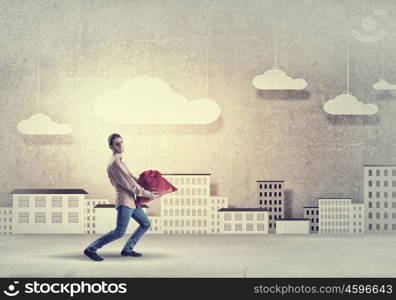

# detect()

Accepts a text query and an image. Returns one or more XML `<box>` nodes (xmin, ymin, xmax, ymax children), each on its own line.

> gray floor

<box><xmin>0</xmin><ymin>234</ymin><xmax>395</xmax><ymax>278</ymax></box>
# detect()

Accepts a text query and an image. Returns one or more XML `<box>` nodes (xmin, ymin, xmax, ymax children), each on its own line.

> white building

<box><xmin>161</xmin><ymin>174</ymin><xmax>220</xmax><ymax>235</ymax></box>
<box><xmin>209</xmin><ymin>196</ymin><xmax>228</xmax><ymax>234</ymax></box>
<box><xmin>350</xmin><ymin>203</ymin><xmax>364</xmax><ymax>234</ymax></box>
<box><xmin>319</xmin><ymin>198</ymin><xmax>364</xmax><ymax>235</ymax></box>
<box><xmin>0</xmin><ymin>207</ymin><xmax>12</xmax><ymax>234</ymax></box>
<box><xmin>147</xmin><ymin>216</ymin><xmax>163</xmax><ymax>234</ymax></box>
<box><xmin>364</xmin><ymin>165</ymin><xmax>396</xmax><ymax>233</ymax></box>
<box><xmin>275</xmin><ymin>219</ymin><xmax>310</xmax><ymax>234</ymax></box>
<box><xmin>218</xmin><ymin>208</ymin><xmax>269</xmax><ymax>234</ymax></box>
<box><xmin>84</xmin><ymin>198</ymin><xmax>109</xmax><ymax>234</ymax></box>
<box><xmin>303</xmin><ymin>206</ymin><xmax>319</xmax><ymax>233</ymax></box>
<box><xmin>10</xmin><ymin>189</ymin><xmax>88</xmax><ymax>234</ymax></box>
<box><xmin>257</xmin><ymin>180</ymin><xmax>285</xmax><ymax>233</ymax></box>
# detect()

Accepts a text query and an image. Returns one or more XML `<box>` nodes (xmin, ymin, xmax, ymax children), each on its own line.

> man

<box><xmin>84</xmin><ymin>133</ymin><xmax>159</xmax><ymax>261</ymax></box>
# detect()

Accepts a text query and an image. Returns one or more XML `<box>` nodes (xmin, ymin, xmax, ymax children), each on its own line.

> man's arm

<box><xmin>110</xmin><ymin>159</ymin><xmax>154</xmax><ymax>199</ymax></box>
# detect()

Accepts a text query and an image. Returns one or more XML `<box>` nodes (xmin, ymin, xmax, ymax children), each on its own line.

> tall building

<box><xmin>218</xmin><ymin>208</ymin><xmax>269</xmax><ymax>234</ymax></box>
<box><xmin>364</xmin><ymin>165</ymin><xmax>396</xmax><ymax>233</ymax></box>
<box><xmin>257</xmin><ymin>180</ymin><xmax>285</xmax><ymax>232</ymax></box>
<box><xmin>0</xmin><ymin>207</ymin><xmax>12</xmax><ymax>234</ymax></box>
<box><xmin>9</xmin><ymin>189</ymin><xmax>88</xmax><ymax>234</ymax></box>
<box><xmin>209</xmin><ymin>196</ymin><xmax>228</xmax><ymax>234</ymax></box>
<box><xmin>275</xmin><ymin>219</ymin><xmax>310</xmax><ymax>234</ymax></box>
<box><xmin>303</xmin><ymin>206</ymin><xmax>319</xmax><ymax>233</ymax></box>
<box><xmin>350</xmin><ymin>203</ymin><xmax>364</xmax><ymax>234</ymax></box>
<box><xmin>318</xmin><ymin>198</ymin><xmax>364</xmax><ymax>235</ymax></box>
<box><xmin>85</xmin><ymin>199</ymin><xmax>109</xmax><ymax>234</ymax></box>
<box><xmin>161</xmin><ymin>174</ymin><xmax>212</xmax><ymax>235</ymax></box>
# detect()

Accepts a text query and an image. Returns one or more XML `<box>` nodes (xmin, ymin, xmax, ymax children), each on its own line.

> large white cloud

<box><xmin>323</xmin><ymin>94</ymin><xmax>378</xmax><ymax>115</ymax></box>
<box><xmin>17</xmin><ymin>113</ymin><xmax>72</xmax><ymax>135</ymax></box>
<box><xmin>95</xmin><ymin>77</ymin><xmax>221</xmax><ymax>125</ymax></box>
<box><xmin>252</xmin><ymin>69</ymin><xmax>307</xmax><ymax>90</ymax></box>
<box><xmin>373</xmin><ymin>79</ymin><xmax>396</xmax><ymax>90</ymax></box>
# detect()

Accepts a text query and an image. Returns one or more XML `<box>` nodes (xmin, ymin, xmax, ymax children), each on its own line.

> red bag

<box><xmin>136</xmin><ymin>170</ymin><xmax>177</xmax><ymax>205</ymax></box>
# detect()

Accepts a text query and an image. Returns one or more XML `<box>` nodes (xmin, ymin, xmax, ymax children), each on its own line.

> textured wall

<box><xmin>1</xmin><ymin>0</ymin><xmax>395</xmax><ymax>217</ymax></box>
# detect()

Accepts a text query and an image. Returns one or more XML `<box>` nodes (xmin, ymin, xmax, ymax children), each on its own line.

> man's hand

<box><xmin>151</xmin><ymin>191</ymin><xmax>160</xmax><ymax>200</ymax></box>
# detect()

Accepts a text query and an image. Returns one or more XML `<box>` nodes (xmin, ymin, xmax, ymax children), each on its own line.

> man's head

<box><xmin>108</xmin><ymin>133</ymin><xmax>123</xmax><ymax>153</ymax></box>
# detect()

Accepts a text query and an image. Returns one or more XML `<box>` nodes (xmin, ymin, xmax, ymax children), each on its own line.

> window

<box><xmin>35</xmin><ymin>196</ymin><xmax>46</xmax><ymax>207</ymax></box>
<box><xmin>384</xmin><ymin>170</ymin><xmax>389</xmax><ymax>176</ymax></box>
<box><xmin>368</xmin><ymin>192</ymin><xmax>372</xmax><ymax>198</ymax></box>
<box><xmin>376</xmin><ymin>181</ymin><xmax>380</xmax><ymax>187</ymax></box>
<box><xmin>68</xmin><ymin>196</ymin><xmax>79</xmax><ymax>207</ymax></box>
<box><xmin>246</xmin><ymin>223</ymin><xmax>253</xmax><ymax>231</ymax></box>
<box><xmin>384</xmin><ymin>181</ymin><xmax>388</xmax><ymax>187</ymax></box>
<box><xmin>52</xmin><ymin>212</ymin><xmax>62</xmax><ymax>223</ymax></box>
<box><xmin>68</xmin><ymin>212</ymin><xmax>78</xmax><ymax>223</ymax></box>
<box><xmin>18</xmin><ymin>212</ymin><xmax>29</xmax><ymax>223</ymax></box>
<box><xmin>307</xmin><ymin>210</ymin><xmax>310</xmax><ymax>215</ymax></box>
<box><xmin>259</xmin><ymin>200</ymin><xmax>263</xmax><ymax>205</ymax></box>
<box><xmin>52</xmin><ymin>196</ymin><xmax>62</xmax><ymax>207</ymax></box>
<box><xmin>368</xmin><ymin>201</ymin><xmax>372</xmax><ymax>208</ymax></box>
<box><xmin>235</xmin><ymin>214</ymin><xmax>242</xmax><ymax>220</ymax></box>
<box><xmin>259</xmin><ymin>184</ymin><xmax>262</xmax><ymax>189</ymax></box>
<box><xmin>376</xmin><ymin>170</ymin><xmax>380</xmax><ymax>176</ymax></box>
<box><xmin>257</xmin><ymin>214</ymin><xmax>265</xmax><ymax>221</ymax></box>
<box><xmin>18</xmin><ymin>197</ymin><xmax>29</xmax><ymax>207</ymax></box>
<box><xmin>368</xmin><ymin>181</ymin><xmax>372</xmax><ymax>187</ymax></box>
<box><xmin>279</xmin><ymin>184</ymin><xmax>282</xmax><ymax>189</ymax></box>
<box><xmin>224</xmin><ymin>224</ymin><xmax>231</xmax><ymax>231</ymax></box>
<box><xmin>257</xmin><ymin>224</ymin><xmax>265</xmax><ymax>231</ymax></box>
<box><xmin>376</xmin><ymin>202</ymin><xmax>380</xmax><ymax>208</ymax></box>
<box><xmin>260</xmin><ymin>192</ymin><xmax>262</xmax><ymax>197</ymax></box>
<box><xmin>224</xmin><ymin>214</ymin><xmax>231</xmax><ymax>220</ymax></box>
<box><xmin>35</xmin><ymin>212</ymin><xmax>45</xmax><ymax>223</ymax></box>
<box><xmin>246</xmin><ymin>213</ymin><xmax>253</xmax><ymax>221</ymax></box>
<box><xmin>368</xmin><ymin>224</ymin><xmax>372</xmax><ymax>230</ymax></box>
<box><xmin>235</xmin><ymin>224</ymin><xmax>242</xmax><ymax>231</ymax></box>
<box><xmin>393</xmin><ymin>170</ymin><xmax>396</xmax><ymax>176</ymax></box>
<box><xmin>368</xmin><ymin>212</ymin><xmax>372</xmax><ymax>219</ymax></box>
<box><xmin>376</xmin><ymin>224</ymin><xmax>380</xmax><ymax>230</ymax></box>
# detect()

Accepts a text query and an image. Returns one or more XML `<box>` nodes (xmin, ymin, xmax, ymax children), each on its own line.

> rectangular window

<box><xmin>376</xmin><ymin>181</ymin><xmax>380</xmax><ymax>187</ymax></box>
<box><xmin>246</xmin><ymin>223</ymin><xmax>253</xmax><ymax>231</ymax></box>
<box><xmin>384</xmin><ymin>170</ymin><xmax>389</xmax><ymax>176</ymax></box>
<box><xmin>235</xmin><ymin>214</ymin><xmax>242</xmax><ymax>221</ymax></box>
<box><xmin>52</xmin><ymin>212</ymin><xmax>62</xmax><ymax>223</ymax></box>
<box><xmin>392</xmin><ymin>170</ymin><xmax>396</xmax><ymax>176</ymax></box>
<box><xmin>376</xmin><ymin>170</ymin><xmax>380</xmax><ymax>176</ymax></box>
<box><xmin>35</xmin><ymin>196</ymin><xmax>46</xmax><ymax>207</ymax></box>
<box><xmin>246</xmin><ymin>213</ymin><xmax>253</xmax><ymax>220</ymax></box>
<box><xmin>235</xmin><ymin>224</ymin><xmax>242</xmax><ymax>231</ymax></box>
<box><xmin>224</xmin><ymin>214</ymin><xmax>231</xmax><ymax>220</ymax></box>
<box><xmin>257</xmin><ymin>214</ymin><xmax>265</xmax><ymax>221</ymax></box>
<box><xmin>35</xmin><ymin>212</ymin><xmax>45</xmax><ymax>223</ymax></box>
<box><xmin>52</xmin><ymin>196</ymin><xmax>62</xmax><ymax>207</ymax></box>
<box><xmin>68</xmin><ymin>212</ymin><xmax>79</xmax><ymax>223</ymax></box>
<box><xmin>307</xmin><ymin>210</ymin><xmax>310</xmax><ymax>215</ymax></box>
<box><xmin>257</xmin><ymin>223</ymin><xmax>265</xmax><ymax>231</ymax></box>
<box><xmin>368</xmin><ymin>192</ymin><xmax>372</xmax><ymax>198</ymax></box>
<box><xmin>224</xmin><ymin>224</ymin><xmax>231</xmax><ymax>231</ymax></box>
<box><xmin>18</xmin><ymin>212</ymin><xmax>29</xmax><ymax>223</ymax></box>
<box><xmin>68</xmin><ymin>196</ymin><xmax>79</xmax><ymax>207</ymax></box>
<box><xmin>18</xmin><ymin>197</ymin><xmax>29</xmax><ymax>207</ymax></box>
<box><xmin>368</xmin><ymin>181</ymin><xmax>372</xmax><ymax>187</ymax></box>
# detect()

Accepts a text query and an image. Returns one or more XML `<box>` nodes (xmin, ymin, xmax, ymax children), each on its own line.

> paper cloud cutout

<box><xmin>323</xmin><ymin>94</ymin><xmax>378</xmax><ymax>115</ymax></box>
<box><xmin>252</xmin><ymin>69</ymin><xmax>307</xmax><ymax>90</ymax></box>
<box><xmin>373</xmin><ymin>79</ymin><xmax>396</xmax><ymax>90</ymax></box>
<box><xmin>95</xmin><ymin>77</ymin><xmax>221</xmax><ymax>124</ymax></box>
<box><xmin>17</xmin><ymin>113</ymin><xmax>72</xmax><ymax>135</ymax></box>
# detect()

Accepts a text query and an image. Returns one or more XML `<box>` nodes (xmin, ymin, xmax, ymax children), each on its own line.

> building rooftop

<box><xmin>218</xmin><ymin>208</ymin><xmax>270</xmax><ymax>212</ymax></box>
<box><xmin>9</xmin><ymin>189</ymin><xmax>88</xmax><ymax>195</ymax></box>
<box><xmin>256</xmin><ymin>180</ymin><xmax>284</xmax><ymax>182</ymax></box>
<box><xmin>363</xmin><ymin>165</ymin><xmax>396</xmax><ymax>167</ymax></box>
<box><xmin>277</xmin><ymin>218</ymin><xmax>310</xmax><ymax>221</ymax></box>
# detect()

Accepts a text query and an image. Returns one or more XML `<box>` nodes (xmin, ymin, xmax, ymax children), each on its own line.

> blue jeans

<box><xmin>86</xmin><ymin>205</ymin><xmax>151</xmax><ymax>253</ymax></box>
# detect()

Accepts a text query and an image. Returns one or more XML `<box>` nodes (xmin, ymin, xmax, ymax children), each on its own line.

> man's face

<box><xmin>111</xmin><ymin>137</ymin><xmax>124</xmax><ymax>153</ymax></box>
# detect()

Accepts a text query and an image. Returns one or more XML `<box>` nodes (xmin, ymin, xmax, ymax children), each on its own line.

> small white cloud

<box><xmin>323</xmin><ymin>93</ymin><xmax>378</xmax><ymax>115</ymax></box>
<box><xmin>252</xmin><ymin>69</ymin><xmax>307</xmax><ymax>90</ymax></box>
<box><xmin>17</xmin><ymin>113</ymin><xmax>72</xmax><ymax>135</ymax></box>
<box><xmin>373</xmin><ymin>79</ymin><xmax>396</xmax><ymax>90</ymax></box>
<box><xmin>95</xmin><ymin>77</ymin><xmax>221</xmax><ymax>124</ymax></box>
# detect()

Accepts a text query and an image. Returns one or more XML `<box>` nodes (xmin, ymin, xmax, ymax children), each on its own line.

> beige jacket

<box><xmin>107</xmin><ymin>155</ymin><xmax>154</xmax><ymax>209</ymax></box>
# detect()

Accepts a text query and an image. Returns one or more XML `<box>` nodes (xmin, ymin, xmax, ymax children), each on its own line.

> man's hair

<box><xmin>108</xmin><ymin>133</ymin><xmax>122</xmax><ymax>147</ymax></box>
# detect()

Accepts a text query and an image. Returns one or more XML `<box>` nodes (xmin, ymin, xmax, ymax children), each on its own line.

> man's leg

<box><xmin>121</xmin><ymin>207</ymin><xmax>151</xmax><ymax>255</ymax></box>
<box><xmin>85</xmin><ymin>205</ymin><xmax>133</xmax><ymax>255</ymax></box>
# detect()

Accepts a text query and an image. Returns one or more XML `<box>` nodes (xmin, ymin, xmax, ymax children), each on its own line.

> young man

<box><xmin>84</xmin><ymin>133</ymin><xmax>159</xmax><ymax>261</ymax></box>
